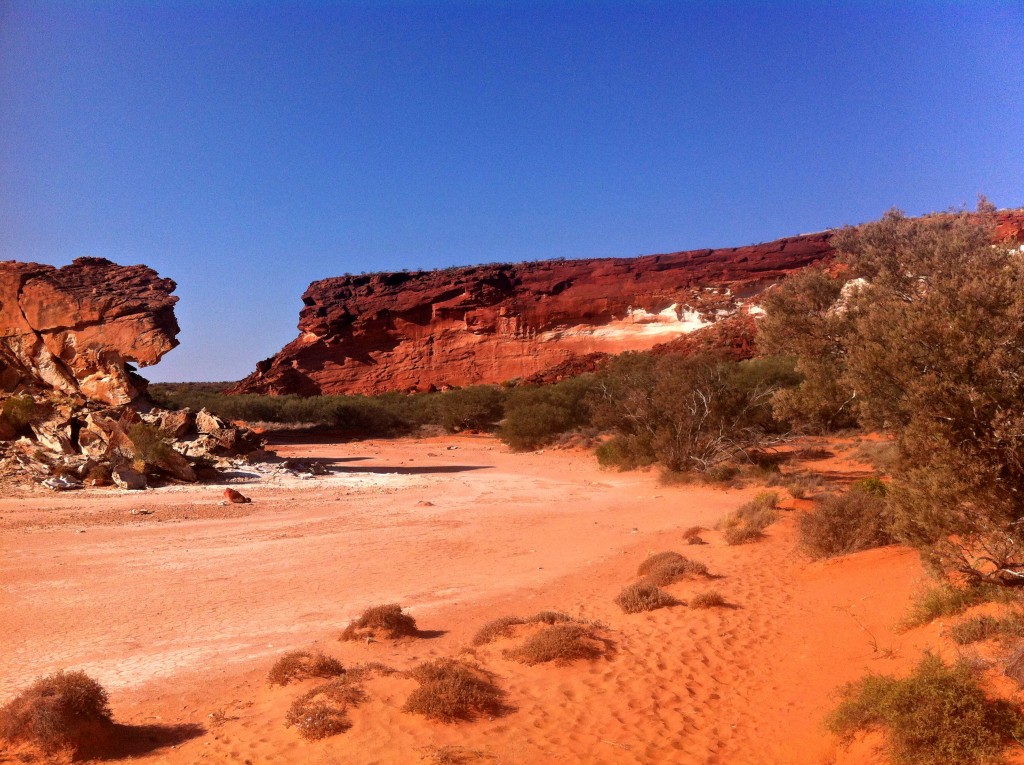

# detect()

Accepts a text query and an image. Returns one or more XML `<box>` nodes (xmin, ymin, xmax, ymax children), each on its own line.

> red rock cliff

<box><xmin>231</xmin><ymin>229</ymin><xmax>838</xmax><ymax>396</ymax></box>
<box><xmin>234</xmin><ymin>209</ymin><xmax>1024</xmax><ymax>397</ymax></box>
<box><xmin>0</xmin><ymin>257</ymin><xmax>180</xmax><ymax>405</ymax></box>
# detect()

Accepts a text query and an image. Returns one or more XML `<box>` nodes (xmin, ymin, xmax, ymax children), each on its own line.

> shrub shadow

<box><xmin>90</xmin><ymin>722</ymin><xmax>206</xmax><ymax>760</ymax></box>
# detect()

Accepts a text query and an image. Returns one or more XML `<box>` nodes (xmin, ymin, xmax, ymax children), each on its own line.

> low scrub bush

<box><xmin>637</xmin><ymin>551</ymin><xmax>708</xmax><ymax>585</ymax></box>
<box><xmin>903</xmin><ymin>584</ymin><xmax>1017</xmax><ymax>628</ymax></box>
<box><xmin>682</xmin><ymin>526</ymin><xmax>706</xmax><ymax>545</ymax></box>
<box><xmin>827</xmin><ymin>653</ymin><xmax>1024</xmax><ymax>765</ymax></box>
<box><xmin>851</xmin><ymin>441</ymin><xmax>899</xmax><ymax>474</ymax></box>
<box><xmin>403</xmin><ymin>658</ymin><xmax>507</xmax><ymax>722</ymax></box>
<box><xmin>690</xmin><ymin>590</ymin><xmax>728</xmax><ymax>609</ymax></box>
<box><xmin>503</xmin><ymin>624</ymin><xmax>607</xmax><ymax>665</ymax></box>
<box><xmin>127</xmin><ymin>422</ymin><xmax>176</xmax><ymax>466</ymax></box>
<box><xmin>615</xmin><ymin>582</ymin><xmax>678</xmax><ymax>614</ymax></box>
<box><xmin>341</xmin><ymin>604</ymin><xmax>418</xmax><ymax>640</ymax></box>
<box><xmin>797</xmin><ymin>487</ymin><xmax>894</xmax><ymax>559</ymax></box>
<box><xmin>0</xmin><ymin>670</ymin><xmax>113</xmax><ymax>756</ymax></box>
<box><xmin>285</xmin><ymin>678</ymin><xmax>366</xmax><ymax>740</ymax></box>
<box><xmin>0</xmin><ymin>395</ymin><xmax>36</xmax><ymax>435</ymax></box>
<box><xmin>718</xmin><ymin>491</ymin><xmax>780</xmax><ymax>545</ymax></box>
<box><xmin>782</xmin><ymin>472</ymin><xmax>829</xmax><ymax>499</ymax></box>
<box><xmin>471</xmin><ymin>611</ymin><xmax>574</xmax><ymax>646</ymax></box>
<box><xmin>268</xmin><ymin>650</ymin><xmax>346</xmax><ymax>685</ymax></box>
<box><xmin>949</xmin><ymin>613</ymin><xmax>1024</xmax><ymax>646</ymax></box>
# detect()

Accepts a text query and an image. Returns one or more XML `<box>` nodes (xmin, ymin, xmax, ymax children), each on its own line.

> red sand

<box><xmin>0</xmin><ymin>435</ymin><xmax>1001</xmax><ymax>764</ymax></box>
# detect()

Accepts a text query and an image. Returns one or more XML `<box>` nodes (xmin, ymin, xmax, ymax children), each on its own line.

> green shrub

<box><xmin>949</xmin><ymin>613</ymin><xmax>1024</xmax><ymax>645</ymax></box>
<box><xmin>0</xmin><ymin>395</ymin><xmax>37</xmax><ymax>433</ymax></box>
<box><xmin>0</xmin><ymin>670</ymin><xmax>113</xmax><ymax>756</ymax></box>
<box><xmin>827</xmin><ymin>653</ymin><xmax>1024</xmax><ymax>765</ymax></box>
<box><xmin>797</xmin><ymin>489</ymin><xmax>894</xmax><ymax>559</ymax></box>
<box><xmin>436</xmin><ymin>385</ymin><xmax>506</xmax><ymax>432</ymax></box>
<box><xmin>903</xmin><ymin>584</ymin><xmax>1017</xmax><ymax>628</ymax></box>
<box><xmin>127</xmin><ymin>422</ymin><xmax>176</xmax><ymax>466</ymax></box>
<box><xmin>499</xmin><ymin>376</ymin><xmax>597</xmax><ymax>451</ymax></box>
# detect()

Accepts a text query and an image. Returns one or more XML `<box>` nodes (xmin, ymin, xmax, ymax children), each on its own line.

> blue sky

<box><xmin>1</xmin><ymin>1</ymin><xmax>1022</xmax><ymax>382</ymax></box>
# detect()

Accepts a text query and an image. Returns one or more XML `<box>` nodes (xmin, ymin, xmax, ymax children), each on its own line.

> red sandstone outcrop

<box><xmin>232</xmin><ymin>232</ymin><xmax>835</xmax><ymax>396</ymax></box>
<box><xmin>235</xmin><ymin>209</ymin><xmax>1024</xmax><ymax>397</ymax></box>
<box><xmin>0</xmin><ymin>257</ymin><xmax>180</xmax><ymax>405</ymax></box>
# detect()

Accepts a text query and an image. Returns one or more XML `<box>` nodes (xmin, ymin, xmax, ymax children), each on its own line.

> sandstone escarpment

<box><xmin>0</xmin><ymin>257</ymin><xmax>180</xmax><ymax>405</ymax></box>
<box><xmin>233</xmin><ymin>232</ymin><xmax>834</xmax><ymax>396</ymax></box>
<box><xmin>233</xmin><ymin>209</ymin><xmax>1024</xmax><ymax>397</ymax></box>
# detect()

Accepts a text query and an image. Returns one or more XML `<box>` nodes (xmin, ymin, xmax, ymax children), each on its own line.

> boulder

<box><xmin>224</xmin><ymin>488</ymin><xmax>251</xmax><ymax>504</ymax></box>
<box><xmin>112</xmin><ymin>466</ymin><xmax>147</xmax><ymax>490</ymax></box>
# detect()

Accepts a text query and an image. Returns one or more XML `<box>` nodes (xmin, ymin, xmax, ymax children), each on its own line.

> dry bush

<box><xmin>690</xmin><ymin>590</ymin><xmax>728</xmax><ymax>609</ymax></box>
<box><xmin>682</xmin><ymin>526</ymin><xmax>706</xmax><ymax>545</ymax></box>
<box><xmin>268</xmin><ymin>650</ymin><xmax>346</xmax><ymax>686</ymax></box>
<box><xmin>1003</xmin><ymin>644</ymin><xmax>1024</xmax><ymax>688</ymax></box>
<box><xmin>782</xmin><ymin>472</ymin><xmax>829</xmax><ymax>499</ymax></box>
<box><xmin>0</xmin><ymin>670</ymin><xmax>113</xmax><ymax>756</ymax></box>
<box><xmin>717</xmin><ymin>491</ymin><xmax>780</xmax><ymax>545</ymax></box>
<box><xmin>472</xmin><ymin>616</ymin><xmax>526</xmax><ymax>646</ymax></box>
<box><xmin>643</xmin><ymin>558</ymin><xmax>709</xmax><ymax>586</ymax></box>
<box><xmin>852</xmin><ymin>441</ymin><xmax>899</xmax><ymax>474</ymax></box>
<box><xmin>420</xmin><ymin>744</ymin><xmax>498</xmax><ymax>764</ymax></box>
<box><xmin>341</xmin><ymin>603</ymin><xmax>418</xmax><ymax>640</ymax></box>
<box><xmin>285</xmin><ymin>678</ymin><xmax>366</xmax><ymax>740</ymax></box>
<box><xmin>636</xmin><ymin>551</ymin><xmax>685</xmax><ymax>576</ymax></box>
<box><xmin>471</xmin><ymin>611</ymin><xmax>574</xmax><ymax>646</ymax></box>
<box><xmin>503</xmin><ymin>624</ymin><xmax>608</xmax><ymax>665</ymax></box>
<box><xmin>615</xmin><ymin>582</ymin><xmax>678</xmax><ymax>614</ymax></box>
<box><xmin>902</xmin><ymin>584</ymin><xmax>1017</xmax><ymax>629</ymax></box>
<box><xmin>403</xmin><ymin>658</ymin><xmax>507</xmax><ymax>722</ymax></box>
<box><xmin>797</xmin><ymin>489</ymin><xmax>894</xmax><ymax>559</ymax></box>
<box><xmin>345</xmin><ymin>662</ymin><xmax>400</xmax><ymax>682</ymax></box>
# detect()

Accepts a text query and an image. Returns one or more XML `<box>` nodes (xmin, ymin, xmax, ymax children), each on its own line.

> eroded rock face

<box><xmin>232</xmin><ymin>232</ymin><xmax>835</xmax><ymax>396</ymax></box>
<box><xmin>235</xmin><ymin>209</ymin><xmax>1024</xmax><ymax>396</ymax></box>
<box><xmin>0</xmin><ymin>257</ymin><xmax>180</xmax><ymax>405</ymax></box>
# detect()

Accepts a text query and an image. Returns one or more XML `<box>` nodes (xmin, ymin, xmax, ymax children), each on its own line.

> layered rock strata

<box><xmin>233</xmin><ymin>232</ymin><xmax>834</xmax><ymax>395</ymax></box>
<box><xmin>0</xmin><ymin>257</ymin><xmax>179</xmax><ymax>405</ymax></box>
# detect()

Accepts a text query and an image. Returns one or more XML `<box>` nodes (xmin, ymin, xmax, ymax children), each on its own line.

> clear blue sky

<box><xmin>2</xmin><ymin>1</ymin><xmax>1022</xmax><ymax>382</ymax></box>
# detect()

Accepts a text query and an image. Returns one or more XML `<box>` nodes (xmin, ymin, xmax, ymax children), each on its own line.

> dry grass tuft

<box><xmin>471</xmin><ymin>611</ymin><xmax>574</xmax><ymax>646</ymax></box>
<box><xmin>0</xmin><ymin>670</ymin><xmax>114</xmax><ymax>756</ymax></box>
<box><xmin>717</xmin><ymin>491</ymin><xmax>780</xmax><ymax>545</ymax></box>
<box><xmin>285</xmin><ymin>677</ymin><xmax>366</xmax><ymax>740</ymax></box>
<box><xmin>615</xmin><ymin>582</ymin><xmax>678</xmax><ymax>614</ymax></box>
<box><xmin>690</xmin><ymin>590</ymin><xmax>728</xmax><ymax>609</ymax></box>
<box><xmin>345</xmin><ymin>662</ymin><xmax>400</xmax><ymax>682</ymax></box>
<box><xmin>636</xmin><ymin>551</ymin><xmax>685</xmax><ymax>576</ymax></box>
<box><xmin>403</xmin><ymin>658</ymin><xmax>507</xmax><ymax>722</ymax></box>
<box><xmin>341</xmin><ymin>603</ymin><xmax>418</xmax><ymax>641</ymax></box>
<box><xmin>420</xmin><ymin>744</ymin><xmax>498</xmax><ymax>764</ymax></box>
<box><xmin>503</xmin><ymin>624</ymin><xmax>608</xmax><ymax>665</ymax></box>
<box><xmin>472</xmin><ymin>616</ymin><xmax>527</xmax><ymax>646</ymax></box>
<box><xmin>641</xmin><ymin>555</ymin><xmax>709</xmax><ymax>586</ymax></box>
<box><xmin>682</xmin><ymin>525</ymin><xmax>706</xmax><ymax>545</ymax></box>
<box><xmin>267</xmin><ymin>650</ymin><xmax>346</xmax><ymax>686</ymax></box>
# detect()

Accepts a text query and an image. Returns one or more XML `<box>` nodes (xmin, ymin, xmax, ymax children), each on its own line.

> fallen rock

<box><xmin>224</xmin><ymin>488</ymin><xmax>251</xmax><ymax>504</ymax></box>
<box><xmin>42</xmin><ymin>475</ymin><xmax>83</xmax><ymax>491</ymax></box>
<box><xmin>113</xmin><ymin>467</ymin><xmax>147</xmax><ymax>490</ymax></box>
<box><xmin>195</xmin><ymin>408</ymin><xmax>226</xmax><ymax>434</ymax></box>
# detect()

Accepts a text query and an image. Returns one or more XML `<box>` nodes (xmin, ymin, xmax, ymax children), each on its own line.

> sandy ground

<box><xmin>0</xmin><ymin>434</ymin><xmax>983</xmax><ymax>764</ymax></box>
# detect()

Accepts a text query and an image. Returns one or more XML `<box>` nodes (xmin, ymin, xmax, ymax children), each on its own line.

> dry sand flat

<box><xmin>0</xmin><ymin>436</ymin><xmax>956</xmax><ymax>764</ymax></box>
